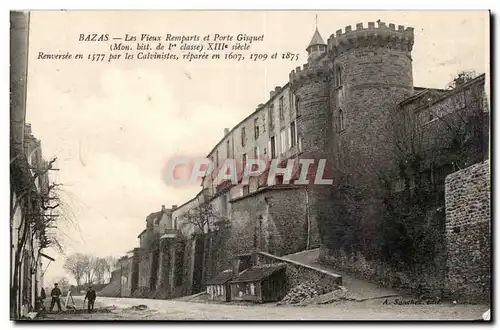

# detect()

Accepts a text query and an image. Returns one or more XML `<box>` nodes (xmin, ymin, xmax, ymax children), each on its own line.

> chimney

<box><xmin>223</xmin><ymin>128</ymin><xmax>230</xmax><ymax>136</ymax></box>
<box><xmin>274</xmin><ymin>86</ymin><xmax>281</xmax><ymax>93</ymax></box>
<box><xmin>232</xmin><ymin>257</ymin><xmax>241</xmax><ymax>280</ymax></box>
<box><xmin>251</xmin><ymin>251</ymin><xmax>259</xmax><ymax>267</ymax></box>
<box><xmin>257</xmin><ymin>103</ymin><xmax>264</xmax><ymax>109</ymax></box>
<box><xmin>171</xmin><ymin>204</ymin><xmax>177</xmax><ymax>209</ymax></box>
<box><xmin>161</xmin><ymin>205</ymin><xmax>165</xmax><ymax>212</ymax></box>
<box><xmin>25</xmin><ymin>123</ymin><xmax>32</xmax><ymax>135</ymax></box>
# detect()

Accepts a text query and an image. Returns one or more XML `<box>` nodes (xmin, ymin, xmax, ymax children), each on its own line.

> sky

<box><xmin>24</xmin><ymin>11</ymin><xmax>489</xmax><ymax>284</ymax></box>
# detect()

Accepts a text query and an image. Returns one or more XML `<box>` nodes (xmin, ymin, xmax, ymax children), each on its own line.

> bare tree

<box><xmin>435</xmin><ymin>71</ymin><xmax>488</xmax><ymax>170</ymax></box>
<box><xmin>378</xmin><ymin>70</ymin><xmax>487</xmax><ymax>271</ymax></box>
<box><xmin>182</xmin><ymin>202</ymin><xmax>223</xmax><ymax>235</ymax></box>
<box><xmin>181</xmin><ymin>201</ymin><xmax>227</xmax><ymax>285</ymax></box>
<box><xmin>56</xmin><ymin>277</ymin><xmax>70</xmax><ymax>294</ymax></box>
<box><xmin>63</xmin><ymin>253</ymin><xmax>88</xmax><ymax>288</ymax></box>
<box><xmin>82</xmin><ymin>255</ymin><xmax>97</xmax><ymax>286</ymax></box>
<box><xmin>10</xmin><ymin>156</ymin><xmax>59</xmax><ymax>318</ymax></box>
<box><xmin>446</xmin><ymin>70</ymin><xmax>479</xmax><ymax>90</ymax></box>
<box><xmin>93</xmin><ymin>258</ymin><xmax>110</xmax><ymax>284</ymax></box>
<box><xmin>104</xmin><ymin>256</ymin><xmax>119</xmax><ymax>282</ymax></box>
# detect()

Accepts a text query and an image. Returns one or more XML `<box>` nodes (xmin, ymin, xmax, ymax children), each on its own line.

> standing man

<box><xmin>49</xmin><ymin>283</ymin><xmax>62</xmax><ymax>312</ymax></box>
<box><xmin>84</xmin><ymin>286</ymin><xmax>96</xmax><ymax>313</ymax></box>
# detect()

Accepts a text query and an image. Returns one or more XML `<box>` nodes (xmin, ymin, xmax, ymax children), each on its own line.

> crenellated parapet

<box><xmin>327</xmin><ymin>21</ymin><xmax>414</xmax><ymax>58</ymax></box>
<box><xmin>289</xmin><ymin>62</ymin><xmax>331</xmax><ymax>90</ymax></box>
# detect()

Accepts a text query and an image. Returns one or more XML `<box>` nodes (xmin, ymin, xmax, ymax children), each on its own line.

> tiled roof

<box><xmin>229</xmin><ymin>263</ymin><xmax>286</xmax><ymax>283</ymax></box>
<box><xmin>206</xmin><ymin>269</ymin><xmax>233</xmax><ymax>285</ymax></box>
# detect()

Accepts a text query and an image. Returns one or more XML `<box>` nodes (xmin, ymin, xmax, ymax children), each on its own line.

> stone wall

<box><xmin>180</xmin><ymin>238</ymin><xmax>196</xmax><ymax>296</ymax></box>
<box><xmin>118</xmin><ymin>256</ymin><xmax>133</xmax><ymax>297</ymax></box>
<box><xmin>229</xmin><ymin>186</ymin><xmax>308</xmax><ymax>258</ymax></box>
<box><xmin>134</xmin><ymin>251</ymin><xmax>152</xmax><ymax>296</ymax></box>
<box><xmin>99</xmin><ymin>269</ymin><xmax>121</xmax><ymax>297</ymax></box>
<box><xmin>256</xmin><ymin>252</ymin><xmax>342</xmax><ymax>294</ymax></box>
<box><xmin>444</xmin><ymin>160</ymin><xmax>491</xmax><ymax>303</ymax></box>
<box><xmin>318</xmin><ymin>246</ymin><xmax>445</xmax><ymax>295</ymax></box>
<box><xmin>154</xmin><ymin>236</ymin><xmax>174</xmax><ymax>298</ymax></box>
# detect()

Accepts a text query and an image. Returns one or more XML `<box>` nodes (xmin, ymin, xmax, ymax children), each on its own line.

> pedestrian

<box><xmin>84</xmin><ymin>285</ymin><xmax>96</xmax><ymax>313</ymax></box>
<box><xmin>49</xmin><ymin>283</ymin><xmax>62</xmax><ymax>312</ymax></box>
<box><xmin>38</xmin><ymin>287</ymin><xmax>47</xmax><ymax>311</ymax></box>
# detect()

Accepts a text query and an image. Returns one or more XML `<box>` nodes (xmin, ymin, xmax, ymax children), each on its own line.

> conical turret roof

<box><xmin>307</xmin><ymin>28</ymin><xmax>326</xmax><ymax>48</ymax></box>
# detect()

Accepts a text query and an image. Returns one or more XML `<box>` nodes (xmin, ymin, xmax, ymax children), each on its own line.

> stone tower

<box><xmin>289</xmin><ymin>28</ymin><xmax>333</xmax><ymax>248</ymax></box>
<box><xmin>327</xmin><ymin>21</ymin><xmax>415</xmax><ymax>178</ymax></box>
<box><xmin>290</xmin><ymin>22</ymin><xmax>415</xmax><ymax>247</ymax></box>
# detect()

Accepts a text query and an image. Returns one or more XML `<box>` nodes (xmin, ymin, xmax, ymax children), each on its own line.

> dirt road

<box><xmin>41</xmin><ymin>295</ymin><xmax>488</xmax><ymax>321</ymax></box>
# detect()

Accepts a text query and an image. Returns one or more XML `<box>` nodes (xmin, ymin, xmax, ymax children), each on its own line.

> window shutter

<box><xmin>288</xmin><ymin>126</ymin><xmax>292</xmax><ymax>149</ymax></box>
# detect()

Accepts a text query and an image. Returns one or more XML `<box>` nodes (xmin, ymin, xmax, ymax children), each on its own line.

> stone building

<box><xmin>119</xmin><ymin>20</ymin><xmax>489</xmax><ymax>301</ymax></box>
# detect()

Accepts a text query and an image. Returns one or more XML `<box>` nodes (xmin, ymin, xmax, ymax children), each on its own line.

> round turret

<box><xmin>289</xmin><ymin>60</ymin><xmax>333</xmax><ymax>249</ymax></box>
<box><xmin>327</xmin><ymin>20</ymin><xmax>416</xmax><ymax>177</ymax></box>
<box><xmin>328</xmin><ymin>21</ymin><xmax>414</xmax><ymax>90</ymax></box>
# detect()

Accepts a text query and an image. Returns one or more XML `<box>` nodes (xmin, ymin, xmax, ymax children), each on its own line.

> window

<box><xmin>241</xmin><ymin>126</ymin><xmax>246</xmax><ymax>146</ymax></box>
<box><xmin>254</xmin><ymin>118</ymin><xmax>259</xmax><ymax>139</ymax></box>
<box><xmin>241</xmin><ymin>153</ymin><xmax>247</xmax><ymax>172</ymax></box>
<box><xmin>174</xmin><ymin>217</ymin><xmax>178</xmax><ymax>230</ymax></box>
<box><xmin>269</xmin><ymin>105</ymin><xmax>275</xmax><ymax>130</ymax></box>
<box><xmin>338</xmin><ymin>109</ymin><xmax>345</xmax><ymax>131</ymax></box>
<box><xmin>215</xmin><ymin>150</ymin><xmax>219</xmax><ymax>168</ymax></box>
<box><xmin>290</xmin><ymin>121</ymin><xmax>296</xmax><ymax>148</ymax></box>
<box><xmin>393</xmin><ymin>179</ymin><xmax>405</xmax><ymax>192</ymax></box>
<box><xmin>279</xmin><ymin>97</ymin><xmax>284</xmax><ymax>120</ymax></box>
<box><xmin>295</xmin><ymin>95</ymin><xmax>300</xmax><ymax>116</ymax></box>
<box><xmin>221</xmin><ymin>194</ymin><xmax>228</xmax><ymax>216</ymax></box>
<box><xmin>297</xmin><ymin>134</ymin><xmax>303</xmax><ymax>152</ymax></box>
<box><xmin>254</xmin><ymin>146</ymin><xmax>259</xmax><ymax>159</ymax></box>
<box><xmin>280</xmin><ymin>129</ymin><xmax>287</xmax><ymax>154</ymax></box>
<box><xmin>335</xmin><ymin>65</ymin><xmax>342</xmax><ymax>87</ymax></box>
<box><xmin>270</xmin><ymin>136</ymin><xmax>276</xmax><ymax>159</ymax></box>
<box><xmin>263</xmin><ymin>148</ymin><xmax>267</xmax><ymax>155</ymax></box>
<box><xmin>262</xmin><ymin>115</ymin><xmax>266</xmax><ymax>133</ymax></box>
<box><xmin>253</xmin><ymin>226</ymin><xmax>259</xmax><ymax>248</ymax></box>
<box><xmin>428</xmin><ymin>111</ymin><xmax>435</xmax><ymax>123</ymax></box>
<box><xmin>226</xmin><ymin>140</ymin><xmax>231</xmax><ymax>158</ymax></box>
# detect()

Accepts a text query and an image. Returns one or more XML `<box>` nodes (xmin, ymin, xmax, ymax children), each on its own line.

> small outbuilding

<box><xmin>205</xmin><ymin>269</ymin><xmax>233</xmax><ymax>302</ymax></box>
<box><xmin>229</xmin><ymin>263</ymin><xmax>287</xmax><ymax>303</ymax></box>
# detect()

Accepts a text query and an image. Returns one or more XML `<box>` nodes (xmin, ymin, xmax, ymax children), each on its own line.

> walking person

<box><xmin>38</xmin><ymin>287</ymin><xmax>47</xmax><ymax>313</ymax></box>
<box><xmin>40</xmin><ymin>287</ymin><xmax>46</xmax><ymax>301</ymax></box>
<box><xmin>49</xmin><ymin>283</ymin><xmax>62</xmax><ymax>312</ymax></box>
<box><xmin>84</xmin><ymin>286</ymin><xmax>96</xmax><ymax>313</ymax></box>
